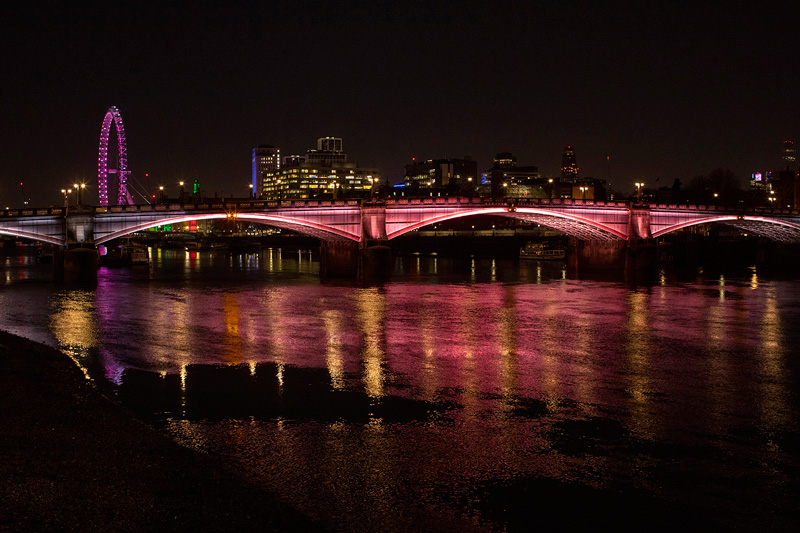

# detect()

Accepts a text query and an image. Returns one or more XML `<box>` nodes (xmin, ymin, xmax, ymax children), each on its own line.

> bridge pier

<box><xmin>54</xmin><ymin>208</ymin><xmax>98</xmax><ymax>284</ymax></box>
<box><xmin>52</xmin><ymin>246</ymin><xmax>98</xmax><ymax>284</ymax></box>
<box><xmin>319</xmin><ymin>240</ymin><xmax>360</xmax><ymax>278</ymax></box>
<box><xmin>319</xmin><ymin>240</ymin><xmax>393</xmax><ymax>279</ymax></box>
<box><xmin>360</xmin><ymin>242</ymin><xmax>392</xmax><ymax>280</ymax></box>
<box><xmin>568</xmin><ymin>238</ymin><xmax>628</xmax><ymax>270</ymax></box>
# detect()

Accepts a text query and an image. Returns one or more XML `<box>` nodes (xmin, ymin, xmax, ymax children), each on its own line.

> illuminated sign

<box><xmin>752</xmin><ymin>172</ymin><xmax>762</xmax><ymax>182</ymax></box>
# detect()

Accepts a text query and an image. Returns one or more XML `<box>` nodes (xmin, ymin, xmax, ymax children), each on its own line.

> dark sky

<box><xmin>2</xmin><ymin>1</ymin><xmax>799</xmax><ymax>206</ymax></box>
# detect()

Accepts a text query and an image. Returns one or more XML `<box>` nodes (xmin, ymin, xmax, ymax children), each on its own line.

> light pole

<box><xmin>72</xmin><ymin>183</ymin><xmax>86</xmax><ymax>206</ymax></box>
<box><xmin>635</xmin><ymin>182</ymin><xmax>644</xmax><ymax>203</ymax></box>
<box><xmin>61</xmin><ymin>189</ymin><xmax>68</xmax><ymax>207</ymax></box>
<box><xmin>548</xmin><ymin>178</ymin><xmax>554</xmax><ymax>199</ymax></box>
<box><xmin>159</xmin><ymin>186</ymin><xmax>164</xmax><ymax>204</ymax></box>
<box><xmin>179</xmin><ymin>181</ymin><xmax>185</xmax><ymax>204</ymax></box>
<box><xmin>249</xmin><ymin>183</ymin><xmax>253</xmax><ymax>198</ymax></box>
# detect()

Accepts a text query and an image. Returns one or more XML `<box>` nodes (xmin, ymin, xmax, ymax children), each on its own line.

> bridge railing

<box><xmin>2</xmin><ymin>198</ymin><xmax>799</xmax><ymax>218</ymax></box>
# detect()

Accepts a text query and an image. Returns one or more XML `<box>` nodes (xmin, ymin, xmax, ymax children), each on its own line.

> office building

<box><xmin>252</xmin><ymin>145</ymin><xmax>281</xmax><ymax>195</ymax></box>
<box><xmin>259</xmin><ymin>137</ymin><xmax>379</xmax><ymax>200</ymax></box>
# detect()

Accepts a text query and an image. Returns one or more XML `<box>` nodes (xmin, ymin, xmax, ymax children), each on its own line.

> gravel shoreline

<box><xmin>0</xmin><ymin>330</ymin><xmax>320</xmax><ymax>531</ymax></box>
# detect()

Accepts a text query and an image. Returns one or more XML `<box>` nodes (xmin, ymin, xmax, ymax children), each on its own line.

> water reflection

<box><xmin>0</xmin><ymin>250</ymin><xmax>798</xmax><ymax>531</ymax></box>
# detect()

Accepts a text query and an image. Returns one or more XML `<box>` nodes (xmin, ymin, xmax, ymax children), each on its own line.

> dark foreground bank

<box><xmin>0</xmin><ymin>330</ymin><xmax>320</xmax><ymax>532</ymax></box>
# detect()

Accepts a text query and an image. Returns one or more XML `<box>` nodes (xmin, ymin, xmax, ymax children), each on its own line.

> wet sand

<box><xmin>0</xmin><ymin>330</ymin><xmax>320</xmax><ymax>531</ymax></box>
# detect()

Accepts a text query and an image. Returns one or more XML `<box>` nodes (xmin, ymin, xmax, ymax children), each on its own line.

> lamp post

<box><xmin>61</xmin><ymin>189</ymin><xmax>68</xmax><ymax>208</ymax></box>
<box><xmin>179</xmin><ymin>181</ymin><xmax>185</xmax><ymax>204</ymax></box>
<box><xmin>249</xmin><ymin>183</ymin><xmax>253</xmax><ymax>198</ymax></box>
<box><xmin>159</xmin><ymin>186</ymin><xmax>164</xmax><ymax>204</ymax></box>
<box><xmin>635</xmin><ymin>182</ymin><xmax>644</xmax><ymax>203</ymax></box>
<box><xmin>548</xmin><ymin>178</ymin><xmax>554</xmax><ymax>199</ymax></box>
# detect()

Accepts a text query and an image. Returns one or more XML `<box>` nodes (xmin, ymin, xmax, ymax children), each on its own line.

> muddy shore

<box><xmin>0</xmin><ymin>330</ymin><xmax>320</xmax><ymax>531</ymax></box>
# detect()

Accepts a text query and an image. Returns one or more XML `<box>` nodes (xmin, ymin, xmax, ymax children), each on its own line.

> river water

<box><xmin>1</xmin><ymin>244</ymin><xmax>798</xmax><ymax>531</ymax></box>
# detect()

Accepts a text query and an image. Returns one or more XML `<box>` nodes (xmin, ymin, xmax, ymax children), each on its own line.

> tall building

<box><xmin>260</xmin><ymin>137</ymin><xmax>379</xmax><ymax>200</ymax></box>
<box><xmin>783</xmin><ymin>140</ymin><xmax>796</xmax><ymax>168</ymax></box>
<box><xmin>561</xmin><ymin>146</ymin><xmax>579</xmax><ymax>182</ymax></box>
<box><xmin>252</xmin><ymin>145</ymin><xmax>281</xmax><ymax>196</ymax></box>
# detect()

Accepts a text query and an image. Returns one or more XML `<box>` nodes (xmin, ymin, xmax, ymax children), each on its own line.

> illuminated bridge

<box><xmin>1</xmin><ymin>197</ymin><xmax>799</xmax><ymax>279</ymax></box>
<box><xmin>2</xmin><ymin>197</ymin><xmax>800</xmax><ymax>245</ymax></box>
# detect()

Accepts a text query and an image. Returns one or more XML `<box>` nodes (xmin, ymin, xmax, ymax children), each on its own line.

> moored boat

<box><xmin>519</xmin><ymin>242</ymin><xmax>566</xmax><ymax>260</ymax></box>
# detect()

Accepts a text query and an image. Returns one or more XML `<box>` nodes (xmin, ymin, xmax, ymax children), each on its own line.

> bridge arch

<box><xmin>0</xmin><ymin>228</ymin><xmax>63</xmax><ymax>246</ymax></box>
<box><xmin>98</xmin><ymin>106</ymin><xmax>129</xmax><ymax>207</ymax></box>
<box><xmin>94</xmin><ymin>212</ymin><xmax>360</xmax><ymax>245</ymax></box>
<box><xmin>652</xmin><ymin>215</ymin><xmax>800</xmax><ymax>242</ymax></box>
<box><xmin>386</xmin><ymin>206</ymin><xmax>628</xmax><ymax>241</ymax></box>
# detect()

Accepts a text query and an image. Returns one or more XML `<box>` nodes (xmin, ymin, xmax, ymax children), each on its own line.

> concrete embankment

<box><xmin>0</xmin><ymin>330</ymin><xmax>320</xmax><ymax>532</ymax></box>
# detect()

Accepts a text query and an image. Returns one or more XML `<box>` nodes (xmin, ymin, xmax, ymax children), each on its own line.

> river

<box><xmin>1</xmin><ymin>244</ymin><xmax>798</xmax><ymax>531</ymax></box>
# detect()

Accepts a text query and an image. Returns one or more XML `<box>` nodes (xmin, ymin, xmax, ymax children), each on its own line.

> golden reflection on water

<box><xmin>356</xmin><ymin>288</ymin><xmax>386</xmax><ymax>398</ymax></box>
<box><xmin>51</xmin><ymin>290</ymin><xmax>98</xmax><ymax>349</ymax></box>
<box><xmin>416</xmin><ymin>293</ymin><xmax>439</xmax><ymax>400</ymax></box>
<box><xmin>497</xmin><ymin>285</ymin><xmax>518</xmax><ymax>401</ymax></box>
<box><xmin>50</xmin><ymin>290</ymin><xmax>99</xmax><ymax>377</ymax></box>
<box><xmin>758</xmin><ymin>285</ymin><xmax>790</xmax><ymax>431</ymax></box>
<box><xmin>323</xmin><ymin>309</ymin><xmax>346</xmax><ymax>390</ymax></box>
<box><xmin>222</xmin><ymin>292</ymin><xmax>242</xmax><ymax>364</ymax></box>
<box><xmin>455</xmin><ymin>287</ymin><xmax>480</xmax><ymax>419</ymax></box>
<box><xmin>625</xmin><ymin>290</ymin><xmax>654</xmax><ymax>439</ymax></box>
<box><xmin>538</xmin><ymin>298</ymin><xmax>563</xmax><ymax>401</ymax></box>
<box><xmin>261</xmin><ymin>287</ymin><xmax>288</xmax><ymax>364</ymax></box>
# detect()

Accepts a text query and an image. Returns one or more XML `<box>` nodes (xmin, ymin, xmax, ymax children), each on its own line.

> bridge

<box><xmin>2</xmin><ymin>197</ymin><xmax>800</xmax><ymax>279</ymax></box>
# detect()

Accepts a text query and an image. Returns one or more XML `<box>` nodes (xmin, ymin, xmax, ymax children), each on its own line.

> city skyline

<box><xmin>2</xmin><ymin>2</ymin><xmax>800</xmax><ymax>206</ymax></box>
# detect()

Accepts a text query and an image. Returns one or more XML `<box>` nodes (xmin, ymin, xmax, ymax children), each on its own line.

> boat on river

<box><xmin>519</xmin><ymin>242</ymin><xmax>566</xmax><ymax>261</ymax></box>
<box><xmin>100</xmin><ymin>240</ymin><xmax>149</xmax><ymax>266</ymax></box>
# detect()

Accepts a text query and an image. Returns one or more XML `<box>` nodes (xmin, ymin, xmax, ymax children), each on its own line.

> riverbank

<box><xmin>0</xmin><ymin>330</ymin><xmax>320</xmax><ymax>531</ymax></box>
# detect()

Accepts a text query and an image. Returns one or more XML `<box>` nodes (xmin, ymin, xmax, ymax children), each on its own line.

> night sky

<box><xmin>2</xmin><ymin>1</ymin><xmax>799</xmax><ymax>206</ymax></box>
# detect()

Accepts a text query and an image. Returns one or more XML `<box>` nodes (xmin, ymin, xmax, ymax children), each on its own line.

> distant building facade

<box><xmin>252</xmin><ymin>145</ymin><xmax>281</xmax><ymax>193</ymax></box>
<box><xmin>480</xmin><ymin>152</ymin><xmax>544</xmax><ymax>198</ymax></box>
<box><xmin>784</xmin><ymin>140</ymin><xmax>796</xmax><ymax>167</ymax></box>
<box><xmin>561</xmin><ymin>145</ymin><xmax>579</xmax><ymax>182</ymax></box>
<box><xmin>259</xmin><ymin>137</ymin><xmax>379</xmax><ymax>200</ymax></box>
<box><xmin>404</xmin><ymin>157</ymin><xmax>478</xmax><ymax>193</ymax></box>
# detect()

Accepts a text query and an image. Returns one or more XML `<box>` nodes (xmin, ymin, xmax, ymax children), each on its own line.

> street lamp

<box><xmin>61</xmin><ymin>189</ymin><xmax>68</xmax><ymax>207</ymax></box>
<box><xmin>248</xmin><ymin>183</ymin><xmax>253</xmax><ymax>198</ymax></box>
<box><xmin>159</xmin><ymin>185</ymin><xmax>164</xmax><ymax>204</ymax></box>
<box><xmin>179</xmin><ymin>181</ymin><xmax>185</xmax><ymax>203</ymax></box>
<box><xmin>635</xmin><ymin>182</ymin><xmax>644</xmax><ymax>203</ymax></box>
